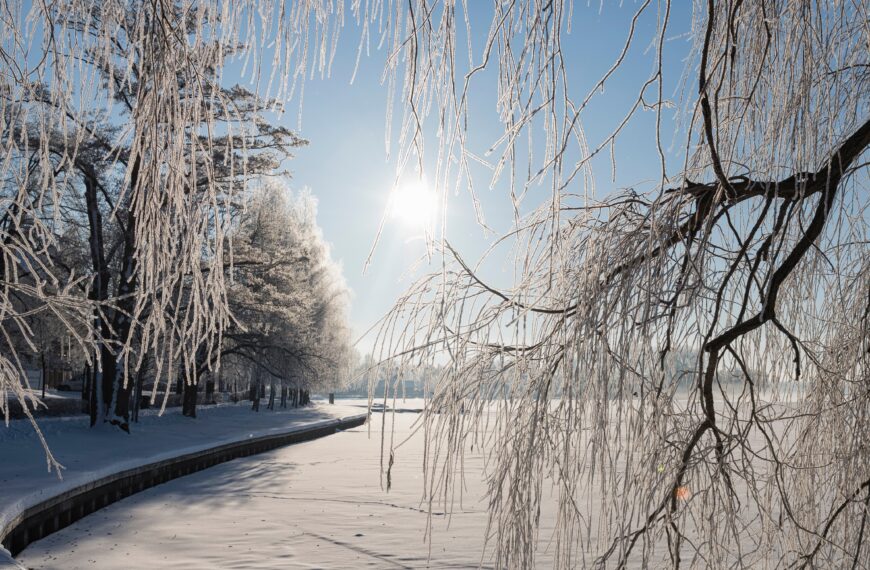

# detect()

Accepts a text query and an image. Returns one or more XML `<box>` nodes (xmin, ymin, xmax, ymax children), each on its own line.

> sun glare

<box><xmin>389</xmin><ymin>179</ymin><xmax>437</xmax><ymax>230</ymax></box>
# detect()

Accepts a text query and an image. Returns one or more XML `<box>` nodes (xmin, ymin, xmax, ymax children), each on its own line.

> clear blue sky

<box><xmin>279</xmin><ymin>3</ymin><xmax>694</xmax><ymax>354</ymax></box>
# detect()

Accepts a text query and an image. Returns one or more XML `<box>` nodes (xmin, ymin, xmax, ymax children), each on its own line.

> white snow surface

<box><xmin>0</xmin><ymin>547</ymin><xmax>25</xmax><ymax>569</ymax></box>
<box><xmin>0</xmin><ymin>399</ymin><xmax>364</xmax><ymax>541</ymax></box>
<box><xmin>21</xmin><ymin>389</ymin><xmax>82</xmax><ymax>401</ymax></box>
<box><xmin>16</xmin><ymin>400</ymin><xmax>568</xmax><ymax>569</ymax></box>
<box><xmin>11</xmin><ymin>394</ymin><xmax>842</xmax><ymax>569</ymax></box>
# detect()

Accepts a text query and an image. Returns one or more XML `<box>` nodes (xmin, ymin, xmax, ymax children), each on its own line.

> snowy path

<box><xmin>0</xmin><ymin>399</ymin><xmax>365</xmax><ymax>549</ymax></box>
<box><xmin>16</xmin><ymin>404</ymin><xmax>548</xmax><ymax>569</ymax></box>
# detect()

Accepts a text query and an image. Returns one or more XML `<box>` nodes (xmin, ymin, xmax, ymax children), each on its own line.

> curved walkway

<box><xmin>0</xmin><ymin>401</ymin><xmax>367</xmax><ymax>564</ymax></box>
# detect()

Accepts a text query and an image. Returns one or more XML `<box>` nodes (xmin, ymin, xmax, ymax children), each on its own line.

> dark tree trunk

<box><xmin>267</xmin><ymin>381</ymin><xmax>275</xmax><ymax>410</ymax></box>
<box><xmin>108</xmin><ymin>158</ymin><xmax>141</xmax><ymax>431</ymax></box>
<box><xmin>83</xmin><ymin>173</ymin><xmax>112</xmax><ymax>427</ymax></box>
<box><xmin>182</xmin><ymin>379</ymin><xmax>198</xmax><ymax>418</ymax></box>
<box><xmin>40</xmin><ymin>353</ymin><xmax>46</xmax><ymax>399</ymax></box>
<box><xmin>250</xmin><ymin>378</ymin><xmax>260</xmax><ymax>412</ymax></box>
<box><xmin>182</xmin><ymin>348</ymin><xmax>207</xmax><ymax>418</ymax></box>
<box><xmin>131</xmin><ymin>359</ymin><xmax>147</xmax><ymax>423</ymax></box>
<box><xmin>205</xmin><ymin>380</ymin><xmax>215</xmax><ymax>403</ymax></box>
<box><xmin>85</xmin><ymin>364</ymin><xmax>97</xmax><ymax>424</ymax></box>
<box><xmin>81</xmin><ymin>160</ymin><xmax>141</xmax><ymax>432</ymax></box>
<box><xmin>99</xmin><ymin>349</ymin><xmax>117</xmax><ymax>424</ymax></box>
<box><xmin>280</xmin><ymin>385</ymin><xmax>287</xmax><ymax>408</ymax></box>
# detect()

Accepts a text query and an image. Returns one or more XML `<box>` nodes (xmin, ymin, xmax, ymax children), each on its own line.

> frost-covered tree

<box><xmin>210</xmin><ymin>180</ymin><xmax>352</xmax><ymax>415</ymax></box>
<box><xmin>3</xmin><ymin>2</ymin><xmax>867</xmax><ymax>565</ymax></box>
<box><xmin>1</xmin><ymin>0</ymin><xmax>307</xmax><ymax>435</ymax></box>
<box><xmin>0</xmin><ymin>118</ymin><xmax>97</xmax><ymax>467</ymax></box>
<box><xmin>344</xmin><ymin>1</ymin><xmax>870</xmax><ymax>568</ymax></box>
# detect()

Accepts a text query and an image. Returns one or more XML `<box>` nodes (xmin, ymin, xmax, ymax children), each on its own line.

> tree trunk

<box><xmin>83</xmin><ymin>173</ymin><xmax>112</xmax><ymax>426</ymax></box>
<box><xmin>40</xmin><ymin>352</ymin><xmax>46</xmax><ymax>400</ymax></box>
<box><xmin>267</xmin><ymin>380</ymin><xmax>275</xmax><ymax>410</ymax></box>
<box><xmin>81</xmin><ymin>158</ymin><xmax>141</xmax><ymax>432</ymax></box>
<box><xmin>131</xmin><ymin>360</ymin><xmax>147</xmax><ymax>423</ymax></box>
<box><xmin>182</xmin><ymin>378</ymin><xmax>198</xmax><ymax>418</ymax></box>
<box><xmin>105</xmin><ymin>156</ymin><xmax>141</xmax><ymax>432</ymax></box>
<box><xmin>250</xmin><ymin>377</ymin><xmax>260</xmax><ymax>412</ymax></box>
<box><xmin>182</xmin><ymin>349</ymin><xmax>207</xmax><ymax>418</ymax></box>
<box><xmin>85</xmin><ymin>364</ymin><xmax>97</xmax><ymax>424</ymax></box>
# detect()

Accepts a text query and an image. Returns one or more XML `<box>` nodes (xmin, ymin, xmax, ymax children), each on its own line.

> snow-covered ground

<box><xmin>0</xmin><ymin>547</ymin><xmax>25</xmax><ymax>569</ymax></box>
<box><xmin>0</xmin><ymin>399</ymin><xmax>364</xmax><ymax>541</ymax></box>
<box><xmin>11</xmin><ymin>396</ymin><xmax>838</xmax><ymax>569</ymax></box>
<box><xmin>17</xmin><ymin>400</ymin><xmax>556</xmax><ymax>569</ymax></box>
<box><xmin>22</xmin><ymin>389</ymin><xmax>82</xmax><ymax>400</ymax></box>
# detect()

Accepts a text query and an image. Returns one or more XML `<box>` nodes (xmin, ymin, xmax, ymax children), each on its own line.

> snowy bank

<box><xmin>0</xmin><ymin>547</ymin><xmax>25</xmax><ymax>569</ymax></box>
<box><xmin>0</xmin><ymin>401</ymin><xmax>367</xmax><ymax>556</ymax></box>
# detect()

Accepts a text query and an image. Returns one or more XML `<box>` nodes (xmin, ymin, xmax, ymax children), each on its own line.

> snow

<box><xmin>0</xmin><ymin>547</ymin><xmax>25</xmax><ymax>569</ymax></box>
<box><xmin>15</xmin><ymin>399</ymin><xmax>573</xmax><ymax>569</ymax></box>
<box><xmin>9</xmin><ymin>398</ymin><xmax>813</xmax><ymax>568</ymax></box>
<box><xmin>23</xmin><ymin>390</ymin><xmax>83</xmax><ymax>401</ymax></box>
<box><xmin>0</xmin><ymin>399</ymin><xmax>365</xmax><ymax>543</ymax></box>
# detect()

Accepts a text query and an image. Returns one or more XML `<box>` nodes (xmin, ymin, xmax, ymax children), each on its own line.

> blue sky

<box><xmin>279</xmin><ymin>2</ymin><xmax>695</xmax><ymax>353</ymax></box>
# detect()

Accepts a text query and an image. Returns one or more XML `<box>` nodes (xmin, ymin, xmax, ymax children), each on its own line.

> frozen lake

<box><xmin>18</xmin><ymin>401</ymin><xmax>548</xmax><ymax>569</ymax></box>
<box><xmin>14</xmin><ymin>394</ymin><xmax>830</xmax><ymax>569</ymax></box>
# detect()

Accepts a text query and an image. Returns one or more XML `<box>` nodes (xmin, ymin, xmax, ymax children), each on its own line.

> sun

<box><xmin>389</xmin><ymin>179</ymin><xmax>437</xmax><ymax>230</ymax></box>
